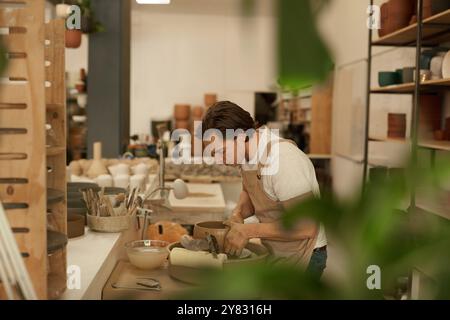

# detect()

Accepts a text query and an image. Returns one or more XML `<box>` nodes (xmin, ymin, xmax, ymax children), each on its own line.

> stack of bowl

<box><xmin>388</xmin><ymin>113</ymin><xmax>407</xmax><ymax>139</ymax></box>
<box><xmin>174</xmin><ymin>104</ymin><xmax>191</xmax><ymax>131</ymax></box>
<box><xmin>67</xmin><ymin>182</ymin><xmax>99</xmax><ymax>231</ymax></box>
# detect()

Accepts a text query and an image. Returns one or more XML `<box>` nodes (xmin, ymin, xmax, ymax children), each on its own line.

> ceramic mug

<box><xmin>114</xmin><ymin>174</ymin><xmax>130</xmax><ymax>189</ymax></box>
<box><xmin>108</xmin><ymin>163</ymin><xmax>130</xmax><ymax>177</ymax></box>
<box><xmin>402</xmin><ymin>67</ymin><xmax>415</xmax><ymax>83</ymax></box>
<box><xmin>130</xmin><ymin>174</ymin><xmax>146</xmax><ymax>192</ymax></box>
<box><xmin>132</xmin><ymin>163</ymin><xmax>149</xmax><ymax>176</ymax></box>
<box><xmin>95</xmin><ymin>174</ymin><xmax>113</xmax><ymax>188</ymax></box>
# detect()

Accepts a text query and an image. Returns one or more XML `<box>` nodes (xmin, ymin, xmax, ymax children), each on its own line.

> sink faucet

<box><xmin>156</xmin><ymin>123</ymin><xmax>168</xmax><ymax>198</ymax></box>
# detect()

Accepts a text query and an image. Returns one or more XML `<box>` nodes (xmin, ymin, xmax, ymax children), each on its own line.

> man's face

<box><xmin>203</xmin><ymin>132</ymin><xmax>247</xmax><ymax>166</ymax></box>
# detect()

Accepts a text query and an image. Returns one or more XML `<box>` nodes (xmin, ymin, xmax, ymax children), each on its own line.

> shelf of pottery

<box><xmin>0</xmin><ymin>1</ymin><xmax>68</xmax><ymax>300</ymax></box>
<box><xmin>368</xmin><ymin>2</ymin><xmax>450</xmax><ymax>220</ymax></box>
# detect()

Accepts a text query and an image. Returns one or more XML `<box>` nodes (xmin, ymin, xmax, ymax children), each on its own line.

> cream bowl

<box><xmin>125</xmin><ymin>240</ymin><xmax>169</xmax><ymax>270</ymax></box>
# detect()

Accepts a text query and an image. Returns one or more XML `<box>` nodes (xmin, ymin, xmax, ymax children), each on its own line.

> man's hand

<box><xmin>227</xmin><ymin>211</ymin><xmax>244</xmax><ymax>224</ymax></box>
<box><xmin>223</xmin><ymin>221</ymin><xmax>249</xmax><ymax>257</ymax></box>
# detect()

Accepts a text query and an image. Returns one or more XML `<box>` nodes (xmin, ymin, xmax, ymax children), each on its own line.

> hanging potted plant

<box><xmin>57</xmin><ymin>0</ymin><xmax>82</xmax><ymax>48</ymax></box>
<box><xmin>65</xmin><ymin>28</ymin><xmax>82</xmax><ymax>48</ymax></box>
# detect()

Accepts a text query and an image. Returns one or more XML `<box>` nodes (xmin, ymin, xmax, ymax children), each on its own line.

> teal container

<box><xmin>378</xmin><ymin>71</ymin><xmax>400</xmax><ymax>87</ymax></box>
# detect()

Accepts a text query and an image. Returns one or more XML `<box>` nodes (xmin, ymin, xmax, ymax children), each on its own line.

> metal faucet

<box><xmin>156</xmin><ymin>123</ymin><xmax>168</xmax><ymax>198</ymax></box>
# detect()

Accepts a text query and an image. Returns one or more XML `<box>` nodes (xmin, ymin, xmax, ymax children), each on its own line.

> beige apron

<box><xmin>241</xmin><ymin>138</ymin><xmax>318</xmax><ymax>269</ymax></box>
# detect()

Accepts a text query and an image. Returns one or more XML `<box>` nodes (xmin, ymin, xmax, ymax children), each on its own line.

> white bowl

<box><xmin>125</xmin><ymin>240</ymin><xmax>169</xmax><ymax>270</ymax></box>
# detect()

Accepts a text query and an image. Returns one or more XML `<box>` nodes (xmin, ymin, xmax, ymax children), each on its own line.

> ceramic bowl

<box><xmin>378</xmin><ymin>71</ymin><xmax>400</xmax><ymax>87</ymax></box>
<box><xmin>402</xmin><ymin>67</ymin><xmax>415</xmax><ymax>83</ymax></box>
<box><xmin>442</xmin><ymin>51</ymin><xmax>450</xmax><ymax>79</ymax></box>
<box><xmin>67</xmin><ymin>213</ymin><xmax>85</xmax><ymax>239</ymax></box>
<box><xmin>125</xmin><ymin>240</ymin><xmax>169</xmax><ymax>270</ymax></box>
<box><xmin>193</xmin><ymin>221</ymin><xmax>230</xmax><ymax>253</ymax></box>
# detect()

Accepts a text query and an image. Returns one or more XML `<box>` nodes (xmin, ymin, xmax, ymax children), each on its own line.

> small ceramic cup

<box><xmin>108</xmin><ymin>163</ymin><xmax>130</xmax><ymax>177</ymax></box>
<box><xmin>114</xmin><ymin>174</ymin><xmax>130</xmax><ymax>189</ymax></box>
<box><xmin>130</xmin><ymin>174</ymin><xmax>146</xmax><ymax>192</ymax></box>
<box><xmin>132</xmin><ymin>163</ymin><xmax>149</xmax><ymax>176</ymax></box>
<box><xmin>95</xmin><ymin>174</ymin><xmax>113</xmax><ymax>188</ymax></box>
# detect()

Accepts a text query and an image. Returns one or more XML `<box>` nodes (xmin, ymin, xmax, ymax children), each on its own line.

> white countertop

<box><xmin>60</xmin><ymin>226</ymin><xmax>139</xmax><ymax>300</ymax></box>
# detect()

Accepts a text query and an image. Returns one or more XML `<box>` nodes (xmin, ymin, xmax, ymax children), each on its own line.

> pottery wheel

<box><xmin>167</xmin><ymin>242</ymin><xmax>269</xmax><ymax>285</ymax></box>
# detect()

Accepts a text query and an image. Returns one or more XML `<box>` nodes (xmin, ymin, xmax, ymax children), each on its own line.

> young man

<box><xmin>201</xmin><ymin>101</ymin><xmax>327</xmax><ymax>277</ymax></box>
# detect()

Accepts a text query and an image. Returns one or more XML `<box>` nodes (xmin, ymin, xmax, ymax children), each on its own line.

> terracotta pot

<box><xmin>175</xmin><ymin>120</ymin><xmax>190</xmax><ymax>130</ymax></box>
<box><xmin>387</xmin><ymin>0</ymin><xmax>415</xmax><ymax>32</ymax></box>
<box><xmin>75</xmin><ymin>82</ymin><xmax>86</xmax><ymax>93</ymax></box>
<box><xmin>446</xmin><ymin>117</ymin><xmax>450</xmax><ymax>140</ymax></box>
<box><xmin>174</xmin><ymin>104</ymin><xmax>191</xmax><ymax>121</ymax></box>
<box><xmin>434</xmin><ymin>130</ymin><xmax>445</xmax><ymax>141</ymax></box>
<box><xmin>193</xmin><ymin>221</ymin><xmax>230</xmax><ymax>253</ymax></box>
<box><xmin>204</xmin><ymin>93</ymin><xmax>218</xmax><ymax>108</ymax></box>
<box><xmin>388</xmin><ymin>113</ymin><xmax>407</xmax><ymax>139</ymax></box>
<box><xmin>423</xmin><ymin>0</ymin><xmax>433</xmax><ymax>18</ymax></box>
<box><xmin>67</xmin><ymin>213</ymin><xmax>85</xmax><ymax>239</ymax></box>
<box><xmin>65</xmin><ymin>29</ymin><xmax>82</xmax><ymax>49</ymax></box>
<box><xmin>379</xmin><ymin>2</ymin><xmax>389</xmax><ymax>37</ymax></box>
<box><xmin>192</xmin><ymin>106</ymin><xmax>204</xmax><ymax>119</ymax></box>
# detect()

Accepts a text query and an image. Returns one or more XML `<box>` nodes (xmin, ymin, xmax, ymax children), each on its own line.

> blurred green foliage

<box><xmin>278</xmin><ymin>0</ymin><xmax>334</xmax><ymax>91</ymax></box>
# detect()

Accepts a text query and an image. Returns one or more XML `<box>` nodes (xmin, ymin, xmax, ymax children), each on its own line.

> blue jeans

<box><xmin>306</xmin><ymin>247</ymin><xmax>327</xmax><ymax>279</ymax></box>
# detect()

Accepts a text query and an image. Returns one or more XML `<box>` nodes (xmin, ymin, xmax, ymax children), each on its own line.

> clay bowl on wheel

<box><xmin>167</xmin><ymin>242</ymin><xmax>269</xmax><ymax>285</ymax></box>
<box><xmin>193</xmin><ymin>221</ymin><xmax>230</xmax><ymax>253</ymax></box>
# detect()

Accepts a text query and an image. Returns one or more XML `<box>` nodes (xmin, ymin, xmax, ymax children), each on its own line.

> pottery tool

<box><xmin>0</xmin><ymin>202</ymin><xmax>37</xmax><ymax>300</ymax></box>
<box><xmin>206</xmin><ymin>234</ymin><xmax>220</xmax><ymax>258</ymax></box>
<box><xmin>112</xmin><ymin>281</ymin><xmax>161</xmax><ymax>292</ymax></box>
<box><xmin>83</xmin><ymin>187</ymin><xmax>144</xmax><ymax>218</ymax></box>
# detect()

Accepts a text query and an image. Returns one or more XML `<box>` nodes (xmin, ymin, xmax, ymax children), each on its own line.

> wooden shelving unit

<box><xmin>373</xmin><ymin>9</ymin><xmax>450</xmax><ymax>47</ymax></box>
<box><xmin>45</xmin><ymin>18</ymin><xmax>67</xmax><ymax>300</ymax></box>
<box><xmin>364</xmin><ymin>1</ymin><xmax>450</xmax><ymax>223</ymax></box>
<box><xmin>0</xmin><ymin>2</ymin><xmax>67</xmax><ymax>300</ymax></box>
<box><xmin>0</xmin><ymin>0</ymin><xmax>47</xmax><ymax>299</ymax></box>
<box><xmin>418</xmin><ymin>140</ymin><xmax>450</xmax><ymax>151</ymax></box>
<box><xmin>371</xmin><ymin>78</ymin><xmax>450</xmax><ymax>94</ymax></box>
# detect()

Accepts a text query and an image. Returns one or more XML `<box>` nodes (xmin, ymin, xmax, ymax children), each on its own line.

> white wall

<box><xmin>130</xmin><ymin>0</ymin><xmax>277</xmax><ymax>135</ymax></box>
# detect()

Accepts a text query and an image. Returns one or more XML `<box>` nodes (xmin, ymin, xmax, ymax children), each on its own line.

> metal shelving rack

<box><xmin>364</xmin><ymin>0</ymin><xmax>450</xmax><ymax>220</ymax></box>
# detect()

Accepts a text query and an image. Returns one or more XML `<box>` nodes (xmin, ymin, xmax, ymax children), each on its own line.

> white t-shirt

<box><xmin>242</xmin><ymin>128</ymin><xmax>327</xmax><ymax>249</ymax></box>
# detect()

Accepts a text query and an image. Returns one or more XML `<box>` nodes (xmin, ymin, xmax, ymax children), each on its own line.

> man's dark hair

<box><xmin>201</xmin><ymin>101</ymin><xmax>256</xmax><ymax>137</ymax></box>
